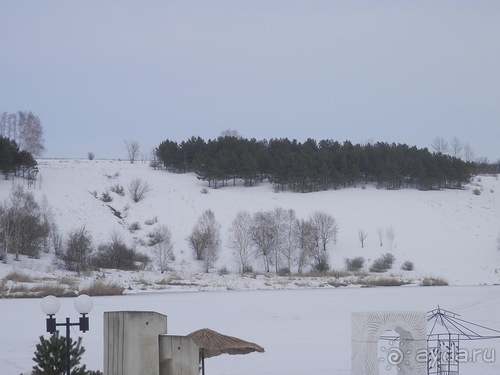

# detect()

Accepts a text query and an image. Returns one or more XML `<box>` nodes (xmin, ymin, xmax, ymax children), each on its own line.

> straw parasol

<box><xmin>187</xmin><ymin>328</ymin><xmax>265</xmax><ymax>375</ymax></box>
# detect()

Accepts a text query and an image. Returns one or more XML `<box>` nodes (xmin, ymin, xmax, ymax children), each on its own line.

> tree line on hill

<box><xmin>156</xmin><ymin>136</ymin><xmax>474</xmax><ymax>192</ymax></box>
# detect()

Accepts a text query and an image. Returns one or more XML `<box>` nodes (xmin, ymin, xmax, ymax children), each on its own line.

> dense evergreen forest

<box><xmin>156</xmin><ymin>136</ymin><xmax>478</xmax><ymax>192</ymax></box>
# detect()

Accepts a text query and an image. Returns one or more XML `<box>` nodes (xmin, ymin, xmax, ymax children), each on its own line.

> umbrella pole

<box><xmin>201</xmin><ymin>349</ymin><xmax>205</xmax><ymax>375</ymax></box>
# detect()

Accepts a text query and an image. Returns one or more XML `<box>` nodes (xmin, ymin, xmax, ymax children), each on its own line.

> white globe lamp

<box><xmin>41</xmin><ymin>295</ymin><xmax>61</xmax><ymax>316</ymax></box>
<box><xmin>74</xmin><ymin>294</ymin><xmax>94</xmax><ymax>315</ymax></box>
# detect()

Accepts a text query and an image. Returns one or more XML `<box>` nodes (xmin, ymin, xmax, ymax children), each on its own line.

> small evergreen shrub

<box><xmin>110</xmin><ymin>184</ymin><xmax>125</xmax><ymax>196</ymax></box>
<box><xmin>149</xmin><ymin>159</ymin><xmax>162</xmax><ymax>169</ymax></box>
<box><xmin>60</xmin><ymin>227</ymin><xmax>94</xmax><ymax>276</ymax></box>
<box><xmin>277</xmin><ymin>267</ymin><xmax>291</xmax><ymax>276</ymax></box>
<box><xmin>401</xmin><ymin>260</ymin><xmax>415</xmax><ymax>271</ymax></box>
<box><xmin>144</xmin><ymin>216</ymin><xmax>158</xmax><ymax>225</ymax></box>
<box><xmin>128</xmin><ymin>222</ymin><xmax>141</xmax><ymax>232</ymax></box>
<box><xmin>242</xmin><ymin>265</ymin><xmax>254</xmax><ymax>274</ymax></box>
<box><xmin>146</xmin><ymin>227</ymin><xmax>165</xmax><ymax>246</ymax></box>
<box><xmin>218</xmin><ymin>266</ymin><xmax>230</xmax><ymax>275</ymax></box>
<box><xmin>369</xmin><ymin>253</ymin><xmax>395</xmax><ymax>273</ymax></box>
<box><xmin>313</xmin><ymin>259</ymin><xmax>330</xmax><ymax>272</ymax></box>
<box><xmin>92</xmin><ymin>235</ymin><xmax>149</xmax><ymax>270</ymax></box>
<box><xmin>100</xmin><ymin>192</ymin><xmax>113</xmax><ymax>203</ymax></box>
<box><xmin>473</xmin><ymin>188</ymin><xmax>481</xmax><ymax>196</ymax></box>
<box><xmin>345</xmin><ymin>257</ymin><xmax>365</xmax><ymax>271</ymax></box>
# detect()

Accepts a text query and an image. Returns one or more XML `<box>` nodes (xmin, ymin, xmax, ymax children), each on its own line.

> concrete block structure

<box><xmin>104</xmin><ymin>311</ymin><xmax>199</xmax><ymax>375</ymax></box>
<box><xmin>159</xmin><ymin>335</ymin><xmax>199</xmax><ymax>375</ymax></box>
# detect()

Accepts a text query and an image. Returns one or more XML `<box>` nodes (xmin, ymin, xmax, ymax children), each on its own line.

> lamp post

<box><xmin>41</xmin><ymin>294</ymin><xmax>94</xmax><ymax>375</ymax></box>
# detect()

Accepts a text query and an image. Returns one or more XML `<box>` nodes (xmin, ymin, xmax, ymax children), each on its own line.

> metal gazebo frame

<box><xmin>426</xmin><ymin>306</ymin><xmax>500</xmax><ymax>375</ymax></box>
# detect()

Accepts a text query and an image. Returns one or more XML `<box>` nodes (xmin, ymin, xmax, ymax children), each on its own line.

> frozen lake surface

<box><xmin>1</xmin><ymin>285</ymin><xmax>500</xmax><ymax>374</ymax></box>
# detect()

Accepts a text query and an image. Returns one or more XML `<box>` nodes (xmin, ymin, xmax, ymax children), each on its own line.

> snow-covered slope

<box><xmin>1</xmin><ymin>158</ymin><xmax>499</xmax><ymax>288</ymax></box>
<box><xmin>1</xmin><ymin>159</ymin><xmax>500</xmax><ymax>375</ymax></box>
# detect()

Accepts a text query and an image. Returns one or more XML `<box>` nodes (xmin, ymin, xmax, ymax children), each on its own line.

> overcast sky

<box><xmin>1</xmin><ymin>1</ymin><xmax>499</xmax><ymax>161</ymax></box>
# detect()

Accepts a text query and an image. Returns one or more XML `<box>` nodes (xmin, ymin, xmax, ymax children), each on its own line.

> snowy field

<box><xmin>1</xmin><ymin>286</ymin><xmax>500</xmax><ymax>374</ymax></box>
<box><xmin>1</xmin><ymin>159</ymin><xmax>498</xmax><ymax>286</ymax></box>
<box><xmin>0</xmin><ymin>159</ymin><xmax>499</xmax><ymax>374</ymax></box>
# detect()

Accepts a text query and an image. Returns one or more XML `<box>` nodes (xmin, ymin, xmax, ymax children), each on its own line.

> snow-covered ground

<box><xmin>2</xmin><ymin>158</ymin><xmax>499</xmax><ymax>287</ymax></box>
<box><xmin>2</xmin><ymin>286</ymin><xmax>500</xmax><ymax>374</ymax></box>
<box><xmin>0</xmin><ymin>159</ymin><xmax>499</xmax><ymax>374</ymax></box>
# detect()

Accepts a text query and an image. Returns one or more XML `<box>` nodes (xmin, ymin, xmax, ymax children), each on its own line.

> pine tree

<box><xmin>32</xmin><ymin>332</ymin><xmax>102</xmax><ymax>375</ymax></box>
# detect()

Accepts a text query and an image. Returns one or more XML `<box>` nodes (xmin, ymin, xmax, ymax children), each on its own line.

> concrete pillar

<box><xmin>104</xmin><ymin>311</ymin><xmax>168</xmax><ymax>375</ymax></box>
<box><xmin>159</xmin><ymin>335</ymin><xmax>199</xmax><ymax>375</ymax></box>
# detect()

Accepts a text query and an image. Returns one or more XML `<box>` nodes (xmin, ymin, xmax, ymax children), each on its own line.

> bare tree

<box><xmin>250</xmin><ymin>210</ymin><xmax>277</xmax><ymax>273</ymax></box>
<box><xmin>308</xmin><ymin>240</ymin><xmax>330</xmax><ymax>271</ymax></box>
<box><xmin>476</xmin><ymin>156</ymin><xmax>490</xmax><ymax>165</ymax></box>
<box><xmin>386</xmin><ymin>225</ymin><xmax>395</xmax><ymax>250</ymax></box>
<box><xmin>377</xmin><ymin>227</ymin><xmax>384</xmax><ymax>246</ymax></box>
<box><xmin>187</xmin><ymin>210</ymin><xmax>221</xmax><ymax>272</ymax></box>
<box><xmin>128</xmin><ymin>177</ymin><xmax>151</xmax><ymax>202</ymax></box>
<box><xmin>60</xmin><ymin>226</ymin><xmax>94</xmax><ymax>276</ymax></box>
<box><xmin>305</xmin><ymin>211</ymin><xmax>338</xmax><ymax>272</ymax></box>
<box><xmin>0</xmin><ymin>202</ymin><xmax>12</xmax><ymax>261</ymax></box>
<box><xmin>149</xmin><ymin>148</ymin><xmax>161</xmax><ymax>170</ymax></box>
<box><xmin>497</xmin><ymin>229</ymin><xmax>500</xmax><ymax>252</ymax></box>
<box><xmin>51</xmin><ymin>226</ymin><xmax>64</xmax><ymax>256</ymax></box>
<box><xmin>0</xmin><ymin>112</ymin><xmax>7</xmax><ymax>135</ymax></box>
<box><xmin>7</xmin><ymin>113</ymin><xmax>17</xmax><ymax>140</ymax></box>
<box><xmin>0</xmin><ymin>111</ymin><xmax>45</xmax><ymax>156</ymax></box>
<box><xmin>463</xmin><ymin>142</ymin><xmax>475</xmax><ymax>162</ymax></box>
<box><xmin>35</xmin><ymin>193</ymin><xmax>62</xmax><ymax>256</ymax></box>
<box><xmin>358</xmin><ymin>229</ymin><xmax>368</xmax><ymax>248</ymax></box>
<box><xmin>201</xmin><ymin>211</ymin><xmax>222</xmax><ymax>273</ymax></box>
<box><xmin>150</xmin><ymin>225</ymin><xmax>175</xmax><ymax>272</ymax></box>
<box><xmin>272</xmin><ymin>207</ymin><xmax>287</xmax><ymax>273</ymax></box>
<box><xmin>39</xmin><ymin>195</ymin><xmax>58</xmax><ymax>254</ymax></box>
<box><xmin>277</xmin><ymin>208</ymin><xmax>300</xmax><ymax>274</ymax></box>
<box><xmin>187</xmin><ymin>226</ymin><xmax>207</xmax><ymax>261</ymax></box>
<box><xmin>228</xmin><ymin>211</ymin><xmax>253</xmax><ymax>273</ymax></box>
<box><xmin>431</xmin><ymin>137</ymin><xmax>449</xmax><ymax>154</ymax></box>
<box><xmin>220</xmin><ymin>129</ymin><xmax>241</xmax><ymax>138</ymax></box>
<box><xmin>310</xmin><ymin>211</ymin><xmax>339</xmax><ymax>251</ymax></box>
<box><xmin>293</xmin><ymin>218</ymin><xmax>315</xmax><ymax>274</ymax></box>
<box><xmin>0</xmin><ymin>184</ymin><xmax>49</xmax><ymax>260</ymax></box>
<box><xmin>450</xmin><ymin>137</ymin><xmax>463</xmax><ymax>159</ymax></box>
<box><xmin>18</xmin><ymin>111</ymin><xmax>45</xmax><ymax>156</ymax></box>
<box><xmin>124</xmin><ymin>140</ymin><xmax>140</xmax><ymax>164</ymax></box>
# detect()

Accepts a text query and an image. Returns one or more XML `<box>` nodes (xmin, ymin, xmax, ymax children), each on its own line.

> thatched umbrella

<box><xmin>187</xmin><ymin>328</ymin><xmax>265</xmax><ymax>375</ymax></box>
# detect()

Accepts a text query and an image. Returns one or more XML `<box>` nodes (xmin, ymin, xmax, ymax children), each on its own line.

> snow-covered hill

<box><xmin>2</xmin><ymin>159</ymin><xmax>500</xmax><ymax>375</ymax></box>
<box><xmin>1</xmin><ymin>158</ymin><xmax>499</xmax><ymax>290</ymax></box>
